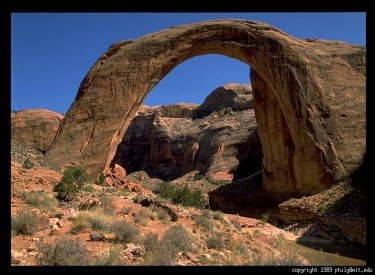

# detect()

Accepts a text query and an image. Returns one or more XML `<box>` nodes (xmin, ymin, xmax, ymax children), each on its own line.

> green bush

<box><xmin>157</xmin><ymin>182</ymin><xmax>206</xmax><ymax>208</ymax></box>
<box><xmin>158</xmin><ymin>182</ymin><xmax>176</xmax><ymax>199</ymax></box>
<box><xmin>20</xmin><ymin>191</ymin><xmax>58</xmax><ymax>211</ymax></box>
<box><xmin>37</xmin><ymin>238</ymin><xmax>91</xmax><ymax>266</ymax></box>
<box><xmin>22</xmin><ymin>158</ymin><xmax>34</xmax><ymax>169</ymax></box>
<box><xmin>53</xmin><ymin>166</ymin><xmax>88</xmax><ymax>201</ymax></box>
<box><xmin>261</xmin><ymin>213</ymin><xmax>269</xmax><ymax>224</ymax></box>
<box><xmin>82</xmin><ymin>185</ymin><xmax>94</xmax><ymax>193</ymax></box>
<box><xmin>111</xmin><ymin>220</ymin><xmax>139</xmax><ymax>243</ymax></box>
<box><xmin>95</xmin><ymin>173</ymin><xmax>106</xmax><ymax>186</ymax></box>
<box><xmin>172</xmin><ymin>185</ymin><xmax>206</xmax><ymax>208</ymax></box>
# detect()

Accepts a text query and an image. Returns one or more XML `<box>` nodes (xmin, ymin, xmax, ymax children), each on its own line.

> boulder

<box><xmin>194</xmin><ymin>83</ymin><xmax>253</xmax><ymax>116</ymax></box>
<box><xmin>89</xmin><ymin>232</ymin><xmax>106</xmax><ymax>241</ymax></box>
<box><xmin>11</xmin><ymin>109</ymin><xmax>63</xmax><ymax>153</ymax></box>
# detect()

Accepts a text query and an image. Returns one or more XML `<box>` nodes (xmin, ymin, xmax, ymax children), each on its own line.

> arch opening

<box><xmin>110</xmin><ymin>54</ymin><xmax>262</xmax><ymax>183</ymax></box>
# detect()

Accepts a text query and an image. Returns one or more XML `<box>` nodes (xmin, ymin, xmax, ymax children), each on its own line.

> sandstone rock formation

<box><xmin>11</xmin><ymin>109</ymin><xmax>63</xmax><ymax>153</ymax></box>
<box><xmin>112</xmin><ymin>84</ymin><xmax>262</xmax><ymax>180</ymax></box>
<box><xmin>45</xmin><ymin>19</ymin><xmax>366</xmax><ymax>196</ymax></box>
<box><xmin>195</xmin><ymin>83</ymin><xmax>253</xmax><ymax>116</ymax></box>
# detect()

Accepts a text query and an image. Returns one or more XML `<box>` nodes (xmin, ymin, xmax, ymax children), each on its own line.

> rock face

<box><xmin>11</xmin><ymin>109</ymin><xmax>63</xmax><ymax>153</ymax></box>
<box><xmin>195</xmin><ymin>83</ymin><xmax>253</xmax><ymax>116</ymax></box>
<box><xmin>112</xmin><ymin>84</ymin><xmax>262</xmax><ymax>180</ymax></box>
<box><xmin>45</xmin><ymin>19</ymin><xmax>366</xmax><ymax>196</ymax></box>
<box><xmin>278</xmin><ymin>182</ymin><xmax>366</xmax><ymax>245</ymax></box>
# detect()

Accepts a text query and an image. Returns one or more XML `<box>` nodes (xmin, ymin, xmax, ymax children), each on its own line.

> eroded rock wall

<box><xmin>11</xmin><ymin>109</ymin><xmax>63</xmax><ymax>153</ymax></box>
<box><xmin>113</xmin><ymin>84</ymin><xmax>261</xmax><ymax>180</ymax></box>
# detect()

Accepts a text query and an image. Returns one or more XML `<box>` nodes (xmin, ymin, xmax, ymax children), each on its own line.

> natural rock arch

<box><xmin>45</xmin><ymin>19</ymin><xmax>366</xmax><ymax>195</ymax></box>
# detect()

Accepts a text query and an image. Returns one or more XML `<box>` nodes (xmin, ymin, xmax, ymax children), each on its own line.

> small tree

<box><xmin>22</xmin><ymin>158</ymin><xmax>34</xmax><ymax>169</ymax></box>
<box><xmin>95</xmin><ymin>173</ymin><xmax>106</xmax><ymax>186</ymax></box>
<box><xmin>172</xmin><ymin>185</ymin><xmax>206</xmax><ymax>208</ymax></box>
<box><xmin>53</xmin><ymin>166</ymin><xmax>88</xmax><ymax>201</ymax></box>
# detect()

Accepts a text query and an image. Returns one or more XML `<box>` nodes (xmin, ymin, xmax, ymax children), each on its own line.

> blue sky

<box><xmin>11</xmin><ymin>13</ymin><xmax>366</xmax><ymax>114</ymax></box>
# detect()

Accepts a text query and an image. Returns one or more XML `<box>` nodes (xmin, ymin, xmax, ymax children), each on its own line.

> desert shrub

<box><xmin>212</xmin><ymin>211</ymin><xmax>225</xmax><ymax>221</ymax></box>
<box><xmin>37</xmin><ymin>238</ymin><xmax>91</xmax><ymax>266</ymax></box>
<box><xmin>157</xmin><ymin>182</ymin><xmax>206</xmax><ymax>208</ymax></box>
<box><xmin>246</xmin><ymin>251</ymin><xmax>301</xmax><ymax>266</ymax></box>
<box><xmin>98</xmin><ymin>194</ymin><xmax>115</xmax><ymax>215</ymax></box>
<box><xmin>111</xmin><ymin>220</ymin><xmax>139</xmax><ymax>243</ymax></box>
<box><xmin>82</xmin><ymin>184</ymin><xmax>94</xmax><ymax>193</ymax></box>
<box><xmin>95</xmin><ymin>246</ymin><xmax>124</xmax><ymax>266</ymax></box>
<box><xmin>171</xmin><ymin>185</ymin><xmax>206</xmax><ymax>208</ymax></box>
<box><xmin>143</xmin><ymin>240</ymin><xmax>178</xmax><ymax>266</ymax></box>
<box><xmin>70</xmin><ymin>210</ymin><xmax>112</xmax><ymax>234</ymax></box>
<box><xmin>132</xmin><ymin>194</ymin><xmax>146</xmax><ymax>204</ymax></box>
<box><xmin>20</xmin><ymin>190</ymin><xmax>58</xmax><ymax>211</ymax></box>
<box><xmin>207</xmin><ymin>178</ymin><xmax>231</xmax><ymax>186</ymax></box>
<box><xmin>161</xmin><ymin>224</ymin><xmax>192</xmax><ymax>253</ymax></box>
<box><xmin>89</xmin><ymin>213</ymin><xmax>111</xmax><ymax>231</ymax></box>
<box><xmin>231</xmin><ymin>220</ymin><xmax>242</xmax><ymax>231</ymax></box>
<box><xmin>192</xmin><ymin>213</ymin><xmax>213</xmax><ymax>231</ymax></box>
<box><xmin>143</xmin><ymin>232</ymin><xmax>159</xmax><ymax>253</ymax></box>
<box><xmin>157</xmin><ymin>181</ymin><xmax>176</xmax><ymax>199</ymax></box>
<box><xmin>201</xmin><ymin>209</ymin><xmax>212</xmax><ymax>218</ymax></box>
<box><xmin>95</xmin><ymin>173</ymin><xmax>106</xmax><ymax>186</ymax></box>
<box><xmin>226</xmin><ymin>234</ymin><xmax>248</xmax><ymax>255</ymax></box>
<box><xmin>260</xmin><ymin>213</ymin><xmax>269</xmax><ymax>224</ymax></box>
<box><xmin>70</xmin><ymin>215</ymin><xmax>91</xmax><ymax>234</ymax></box>
<box><xmin>22</xmin><ymin>158</ymin><xmax>34</xmax><ymax>169</ymax></box>
<box><xmin>206</xmin><ymin>232</ymin><xmax>225</xmax><ymax>250</ymax></box>
<box><xmin>53</xmin><ymin>166</ymin><xmax>88</xmax><ymax>201</ymax></box>
<box><xmin>317</xmin><ymin>204</ymin><xmax>328</xmax><ymax>213</ymax></box>
<box><xmin>11</xmin><ymin>209</ymin><xmax>39</xmax><ymax>235</ymax></box>
<box><xmin>134</xmin><ymin>207</ymin><xmax>157</xmax><ymax>226</ymax></box>
<box><xmin>143</xmin><ymin>226</ymin><xmax>191</xmax><ymax>266</ymax></box>
<box><xmin>197</xmin><ymin>254</ymin><xmax>212</xmax><ymax>265</ymax></box>
<box><xmin>152</xmin><ymin>206</ymin><xmax>170</xmax><ymax>222</ymax></box>
<box><xmin>119</xmin><ymin>207</ymin><xmax>132</xmax><ymax>215</ymax></box>
<box><xmin>139</xmin><ymin>207</ymin><xmax>152</xmax><ymax>218</ymax></box>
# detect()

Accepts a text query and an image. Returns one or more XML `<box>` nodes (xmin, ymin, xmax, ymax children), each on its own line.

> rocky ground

<box><xmin>10</xmin><ymin>145</ymin><xmax>365</xmax><ymax>266</ymax></box>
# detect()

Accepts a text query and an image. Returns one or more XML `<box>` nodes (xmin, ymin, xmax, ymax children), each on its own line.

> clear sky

<box><xmin>11</xmin><ymin>13</ymin><xmax>366</xmax><ymax>114</ymax></box>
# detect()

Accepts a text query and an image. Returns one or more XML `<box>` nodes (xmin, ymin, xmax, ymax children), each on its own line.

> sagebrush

<box><xmin>11</xmin><ymin>209</ymin><xmax>41</xmax><ymax>235</ymax></box>
<box><xmin>37</xmin><ymin>238</ymin><xmax>91</xmax><ymax>266</ymax></box>
<box><xmin>20</xmin><ymin>190</ymin><xmax>58</xmax><ymax>211</ymax></box>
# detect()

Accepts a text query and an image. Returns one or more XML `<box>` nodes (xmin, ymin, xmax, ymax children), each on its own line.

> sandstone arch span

<box><xmin>45</xmin><ymin>19</ymin><xmax>366</xmax><ymax>195</ymax></box>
